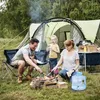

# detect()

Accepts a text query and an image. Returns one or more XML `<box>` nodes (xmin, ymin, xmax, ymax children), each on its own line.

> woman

<box><xmin>52</xmin><ymin>40</ymin><xmax>79</xmax><ymax>80</ymax></box>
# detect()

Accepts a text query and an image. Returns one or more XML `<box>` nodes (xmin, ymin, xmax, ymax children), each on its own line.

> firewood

<box><xmin>57</xmin><ymin>82</ymin><xmax>68</xmax><ymax>88</ymax></box>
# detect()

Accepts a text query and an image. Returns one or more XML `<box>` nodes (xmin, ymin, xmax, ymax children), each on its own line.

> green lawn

<box><xmin>0</xmin><ymin>38</ymin><xmax>100</xmax><ymax>100</ymax></box>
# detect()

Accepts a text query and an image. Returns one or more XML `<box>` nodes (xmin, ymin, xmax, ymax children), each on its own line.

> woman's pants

<box><xmin>59</xmin><ymin>69</ymin><xmax>76</xmax><ymax>80</ymax></box>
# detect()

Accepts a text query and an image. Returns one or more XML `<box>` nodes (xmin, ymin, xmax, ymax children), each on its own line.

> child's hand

<box><xmin>49</xmin><ymin>47</ymin><xmax>52</xmax><ymax>50</ymax></box>
<box><xmin>46</xmin><ymin>45</ymin><xmax>51</xmax><ymax>51</ymax></box>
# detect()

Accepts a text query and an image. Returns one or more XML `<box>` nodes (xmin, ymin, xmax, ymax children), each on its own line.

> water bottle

<box><xmin>71</xmin><ymin>72</ymin><xmax>86</xmax><ymax>91</ymax></box>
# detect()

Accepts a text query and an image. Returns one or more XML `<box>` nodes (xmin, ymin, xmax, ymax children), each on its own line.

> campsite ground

<box><xmin>0</xmin><ymin>38</ymin><xmax>100</xmax><ymax>100</ymax></box>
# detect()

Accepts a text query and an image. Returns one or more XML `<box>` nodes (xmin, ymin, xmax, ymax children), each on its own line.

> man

<box><xmin>11</xmin><ymin>38</ymin><xmax>43</xmax><ymax>83</ymax></box>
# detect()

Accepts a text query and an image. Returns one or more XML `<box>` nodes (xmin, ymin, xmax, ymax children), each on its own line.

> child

<box><xmin>48</xmin><ymin>35</ymin><xmax>60</xmax><ymax>76</ymax></box>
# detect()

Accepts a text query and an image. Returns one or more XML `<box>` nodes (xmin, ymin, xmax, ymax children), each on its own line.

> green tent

<box><xmin>75</xmin><ymin>20</ymin><xmax>100</xmax><ymax>44</ymax></box>
<box><xmin>18</xmin><ymin>18</ymin><xmax>100</xmax><ymax>50</ymax></box>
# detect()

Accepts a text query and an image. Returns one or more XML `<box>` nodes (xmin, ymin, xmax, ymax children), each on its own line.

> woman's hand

<box><xmin>66</xmin><ymin>70</ymin><xmax>74</xmax><ymax>77</ymax></box>
<box><xmin>73</xmin><ymin>65</ymin><xmax>79</xmax><ymax>71</ymax></box>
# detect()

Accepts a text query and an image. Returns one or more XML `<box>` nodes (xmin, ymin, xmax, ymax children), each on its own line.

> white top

<box><xmin>61</xmin><ymin>49</ymin><xmax>79</xmax><ymax>70</ymax></box>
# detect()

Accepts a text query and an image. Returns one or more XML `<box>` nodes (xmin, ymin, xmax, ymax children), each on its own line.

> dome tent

<box><xmin>18</xmin><ymin>18</ymin><xmax>100</xmax><ymax>50</ymax></box>
<box><xmin>18</xmin><ymin>18</ymin><xmax>85</xmax><ymax>50</ymax></box>
<box><xmin>32</xmin><ymin>18</ymin><xmax>85</xmax><ymax>50</ymax></box>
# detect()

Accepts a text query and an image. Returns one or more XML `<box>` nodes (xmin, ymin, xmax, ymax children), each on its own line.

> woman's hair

<box><xmin>64</xmin><ymin>40</ymin><xmax>74</xmax><ymax>48</ymax></box>
<box><xmin>50</xmin><ymin>35</ymin><xmax>58</xmax><ymax>43</ymax></box>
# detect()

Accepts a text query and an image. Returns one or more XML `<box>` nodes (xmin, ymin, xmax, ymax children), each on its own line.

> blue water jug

<box><xmin>70</xmin><ymin>72</ymin><xmax>82</xmax><ymax>82</ymax></box>
<box><xmin>71</xmin><ymin>72</ymin><xmax>86</xmax><ymax>91</ymax></box>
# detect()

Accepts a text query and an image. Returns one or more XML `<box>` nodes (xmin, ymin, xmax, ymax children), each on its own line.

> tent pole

<box><xmin>84</xmin><ymin>53</ymin><xmax>86</xmax><ymax>72</ymax></box>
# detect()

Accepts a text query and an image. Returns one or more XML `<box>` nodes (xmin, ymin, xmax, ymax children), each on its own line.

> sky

<box><xmin>0</xmin><ymin>1</ymin><xmax>6</xmax><ymax>12</ymax></box>
<box><xmin>0</xmin><ymin>1</ymin><xmax>5</xmax><ymax>6</ymax></box>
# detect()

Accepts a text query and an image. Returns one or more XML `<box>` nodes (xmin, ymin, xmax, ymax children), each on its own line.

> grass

<box><xmin>0</xmin><ymin>38</ymin><xmax>100</xmax><ymax>100</ymax></box>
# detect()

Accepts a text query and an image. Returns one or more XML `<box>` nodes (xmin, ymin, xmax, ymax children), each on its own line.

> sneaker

<box><xmin>26</xmin><ymin>75</ymin><xmax>32</xmax><ymax>81</ymax></box>
<box><xmin>18</xmin><ymin>76</ymin><xmax>22</xmax><ymax>84</ymax></box>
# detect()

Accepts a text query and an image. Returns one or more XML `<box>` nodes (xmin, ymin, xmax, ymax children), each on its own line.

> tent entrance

<box><xmin>19</xmin><ymin>18</ymin><xmax>87</xmax><ymax>51</ymax></box>
<box><xmin>54</xmin><ymin>24</ymin><xmax>71</xmax><ymax>50</ymax></box>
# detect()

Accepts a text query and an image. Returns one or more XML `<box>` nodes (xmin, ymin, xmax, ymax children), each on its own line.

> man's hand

<box><xmin>30</xmin><ymin>56</ymin><xmax>34</xmax><ymax>59</ymax></box>
<box><xmin>35</xmin><ymin>67</ymin><xmax>43</xmax><ymax>73</ymax></box>
<box><xmin>33</xmin><ymin>59</ymin><xmax>37</xmax><ymax>64</ymax></box>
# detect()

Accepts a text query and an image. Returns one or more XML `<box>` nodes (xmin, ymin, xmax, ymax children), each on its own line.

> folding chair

<box><xmin>2</xmin><ymin>49</ymin><xmax>49</xmax><ymax>80</ymax></box>
<box><xmin>2</xmin><ymin>49</ymin><xmax>18</xmax><ymax>80</ymax></box>
<box><xmin>34</xmin><ymin>50</ymin><xmax>49</xmax><ymax>74</ymax></box>
<box><xmin>35</xmin><ymin>50</ymin><xmax>48</xmax><ymax>64</ymax></box>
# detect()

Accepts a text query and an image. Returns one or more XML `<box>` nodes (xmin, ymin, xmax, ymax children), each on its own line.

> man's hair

<box><xmin>30</xmin><ymin>38</ymin><xmax>39</xmax><ymax>44</ymax></box>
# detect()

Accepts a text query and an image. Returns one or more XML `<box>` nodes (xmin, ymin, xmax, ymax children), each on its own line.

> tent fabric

<box><xmin>95</xmin><ymin>24</ymin><xmax>100</xmax><ymax>46</ymax></box>
<box><xmin>18</xmin><ymin>23</ymin><xmax>41</xmax><ymax>48</ymax></box>
<box><xmin>75</xmin><ymin>20</ymin><xmax>100</xmax><ymax>43</ymax></box>
<box><xmin>18</xmin><ymin>18</ymin><xmax>100</xmax><ymax>50</ymax></box>
<box><xmin>31</xmin><ymin>20</ymin><xmax>84</xmax><ymax>50</ymax></box>
<box><xmin>44</xmin><ymin>22</ymin><xmax>71</xmax><ymax>45</ymax></box>
<box><xmin>29</xmin><ymin>23</ymin><xmax>41</xmax><ymax>39</ymax></box>
<box><xmin>29</xmin><ymin>19</ymin><xmax>100</xmax><ymax>43</ymax></box>
<box><xmin>17</xmin><ymin>32</ymin><xmax>29</xmax><ymax>48</ymax></box>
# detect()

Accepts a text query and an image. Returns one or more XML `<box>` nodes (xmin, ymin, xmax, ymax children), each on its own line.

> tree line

<box><xmin>0</xmin><ymin>0</ymin><xmax>100</xmax><ymax>38</ymax></box>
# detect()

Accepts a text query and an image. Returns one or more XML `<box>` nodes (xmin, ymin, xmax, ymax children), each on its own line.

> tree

<box><xmin>0</xmin><ymin>0</ymin><xmax>31</xmax><ymax>38</ymax></box>
<box><xmin>0</xmin><ymin>0</ymin><xmax>100</xmax><ymax>38</ymax></box>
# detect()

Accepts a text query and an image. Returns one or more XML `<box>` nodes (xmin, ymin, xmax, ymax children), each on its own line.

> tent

<box><xmin>18</xmin><ymin>18</ymin><xmax>100</xmax><ymax>50</ymax></box>
<box><xmin>75</xmin><ymin>20</ymin><xmax>100</xmax><ymax>44</ymax></box>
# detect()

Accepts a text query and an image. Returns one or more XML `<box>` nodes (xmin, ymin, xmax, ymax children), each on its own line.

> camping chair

<box><xmin>2</xmin><ymin>49</ymin><xmax>18</xmax><ymax>80</ymax></box>
<box><xmin>2</xmin><ymin>49</ymin><xmax>49</xmax><ymax>80</ymax></box>
<box><xmin>35</xmin><ymin>50</ymin><xmax>48</xmax><ymax>65</ymax></box>
<box><xmin>34</xmin><ymin>50</ymin><xmax>49</xmax><ymax>74</ymax></box>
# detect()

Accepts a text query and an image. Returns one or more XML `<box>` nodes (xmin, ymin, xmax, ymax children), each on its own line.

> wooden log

<box><xmin>44</xmin><ymin>80</ymin><xmax>57</xmax><ymax>88</ymax></box>
<box><xmin>57</xmin><ymin>82</ymin><xmax>68</xmax><ymax>88</ymax></box>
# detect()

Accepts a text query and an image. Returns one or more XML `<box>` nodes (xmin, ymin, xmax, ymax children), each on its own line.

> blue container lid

<box><xmin>73</xmin><ymin>71</ymin><xmax>82</xmax><ymax>76</ymax></box>
<box><xmin>70</xmin><ymin>72</ymin><xmax>82</xmax><ymax>82</ymax></box>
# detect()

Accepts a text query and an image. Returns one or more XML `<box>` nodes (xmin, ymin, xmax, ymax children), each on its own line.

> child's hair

<box><xmin>50</xmin><ymin>35</ymin><xmax>58</xmax><ymax>44</ymax></box>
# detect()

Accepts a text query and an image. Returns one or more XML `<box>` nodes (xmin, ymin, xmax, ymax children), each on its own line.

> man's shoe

<box><xmin>26</xmin><ymin>75</ymin><xmax>32</xmax><ymax>81</ymax></box>
<box><xmin>18</xmin><ymin>76</ymin><xmax>22</xmax><ymax>84</ymax></box>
